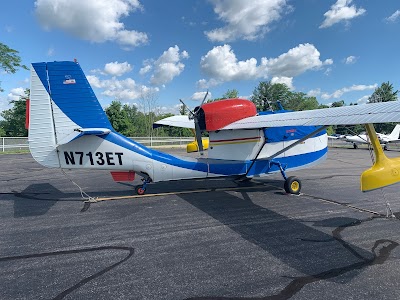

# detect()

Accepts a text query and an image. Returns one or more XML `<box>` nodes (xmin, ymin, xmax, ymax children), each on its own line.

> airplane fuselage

<box><xmin>54</xmin><ymin>128</ymin><xmax>328</xmax><ymax>183</ymax></box>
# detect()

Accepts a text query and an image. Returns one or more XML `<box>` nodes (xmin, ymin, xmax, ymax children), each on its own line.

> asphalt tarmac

<box><xmin>1</xmin><ymin>147</ymin><xmax>400</xmax><ymax>300</ymax></box>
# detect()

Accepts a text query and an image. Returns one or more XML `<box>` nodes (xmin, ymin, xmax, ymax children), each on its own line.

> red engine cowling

<box><xmin>197</xmin><ymin>99</ymin><xmax>257</xmax><ymax>131</ymax></box>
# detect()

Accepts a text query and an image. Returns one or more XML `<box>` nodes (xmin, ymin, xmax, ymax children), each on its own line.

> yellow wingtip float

<box><xmin>187</xmin><ymin>139</ymin><xmax>209</xmax><ymax>153</ymax></box>
<box><xmin>361</xmin><ymin>123</ymin><xmax>400</xmax><ymax>192</ymax></box>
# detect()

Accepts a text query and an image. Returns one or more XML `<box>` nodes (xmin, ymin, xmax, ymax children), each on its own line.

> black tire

<box><xmin>384</xmin><ymin>145</ymin><xmax>388</xmax><ymax>151</ymax></box>
<box><xmin>284</xmin><ymin>176</ymin><xmax>301</xmax><ymax>194</ymax></box>
<box><xmin>135</xmin><ymin>185</ymin><xmax>146</xmax><ymax>195</ymax></box>
<box><xmin>353</xmin><ymin>143</ymin><xmax>358</xmax><ymax>149</ymax></box>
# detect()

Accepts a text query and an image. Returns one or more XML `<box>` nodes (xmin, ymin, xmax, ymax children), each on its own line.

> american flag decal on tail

<box><xmin>63</xmin><ymin>75</ymin><xmax>76</xmax><ymax>84</ymax></box>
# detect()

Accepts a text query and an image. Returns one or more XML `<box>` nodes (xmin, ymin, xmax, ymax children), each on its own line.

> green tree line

<box><xmin>1</xmin><ymin>80</ymin><xmax>398</xmax><ymax>137</ymax></box>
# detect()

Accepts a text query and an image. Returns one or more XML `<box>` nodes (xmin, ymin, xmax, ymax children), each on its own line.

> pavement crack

<box><xmin>0</xmin><ymin>246</ymin><xmax>135</xmax><ymax>300</ymax></box>
<box><xmin>185</xmin><ymin>216</ymin><xmax>399</xmax><ymax>300</ymax></box>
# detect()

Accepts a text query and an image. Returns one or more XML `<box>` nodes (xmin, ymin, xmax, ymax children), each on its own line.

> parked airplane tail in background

<box><xmin>387</xmin><ymin>124</ymin><xmax>400</xmax><ymax>140</ymax></box>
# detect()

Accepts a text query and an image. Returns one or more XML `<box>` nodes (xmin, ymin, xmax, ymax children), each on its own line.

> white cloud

<box><xmin>206</xmin><ymin>0</ymin><xmax>291</xmax><ymax>42</ymax></box>
<box><xmin>7</xmin><ymin>87</ymin><xmax>25</xmax><ymax>101</ymax></box>
<box><xmin>345</xmin><ymin>55</ymin><xmax>357</xmax><ymax>64</ymax></box>
<box><xmin>149</xmin><ymin>45</ymin><xmax>189</xmax><ymax>86</ymax></box>
<box><xmin>0</xmin><ymin>96</ymin><xmax>11</xmax><ymax>116</ymax></box>
<box><xmin>321</xmin><ymin>84</ymin><xmax>377</xmax><ymax>99</ymax></box>
<box><xmin>181</xmin><ymin>51</ymin><xmax>189</xmax><ymax>59</ymax></box>
<box><xmin>87</xmin><ymin>75</ymin><xmax>158</xmax><ymax>100</ymax></box>
<box><xmin>385</xmin><ymin>10</ymin><xmax>400</xmax><ymax>23</ymax></box>
<box><xmin>307</xmin><ymin>88</ymin><xmax>322</xmax><ymax>97</ymax></box>
<box><xmin>47</xmin><ymin>46</ymin><xmax>54</xmax><ymax>56</ymax></box>
<box><xmin>271</xmin><ymin>76</ymin><xmax>294</xmax><ymax>89</ymax></box>
<box><xmin>320</xmin><ymin>0</ymin><xmax>366</xmax><ymax>28</ymax></box>
<box><xmin>324</xmin><ymin>67</ymin><xmax>332</xmax><ymax>76</ymax></box>
<box><xmin>199</xmin><ymin>45</ymin><xmax>260</xmax><ymax>82</ymax></box>
<box><xmin>191</xmin><ymin>91</ymin><xmax>212</xmax><ymax>102</ymax></box>
<box><xmin>104</xmin><ymin>61</ymin><xmax>132</xmax><ymax>76</ymax></box>
<box><xmin>357</xmin><ymin>95</ymin><xmax>369</xmax><ymax>104</ymax></box>
<box><xmin>139</xmin><ymin>64</ymin><xmax>152</xmax><ymax>75</ymax></box>
<box><xmin>263</xmin><ymin>43</ymin><xmax>333</xmax><ymax>77</ymax></box>
<box><xmin>196</xmin><ymin>78</ymin><xmax>221</xmax><ymax>89</ymax></box>
<box><xmin>35</xmin><ymin>0</ymin><xmax>148</xmax><ymax>49</ymax></box>
<box><xmin>156</xmin><ymin>105</ymin><xmax>181</xmax><ymax>115</ymax></box>
<box><xmin>87</xmin><ymin>75</ymin><xmax>102</xmax><ymax>88</ymax></box>
<box><xmin>198</xmin><ymin>43</ymin><xmax>332</xmax><ymax>88</ymax></box>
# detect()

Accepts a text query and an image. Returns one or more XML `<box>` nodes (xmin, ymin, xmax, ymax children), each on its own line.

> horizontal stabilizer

<box><xmin>57</xmin><ymin>128</ymin><xmax>111</xmax><ymax>145</ymax></box>
<box><xmin>153</xmin><ymin>115</ymin><xmax>195</xmax><ymax>129</ymax></box>
<box><xmin>76</xmin><ymin>128</ymin><xmax>111</xmax><ymax>135</ymax></box>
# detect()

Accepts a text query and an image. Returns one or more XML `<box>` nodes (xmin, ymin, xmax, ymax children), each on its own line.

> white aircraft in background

<box><xmin>345</xmin><ymin>124</ymin><xmax>400</xmax><ymax>150</ymax></box>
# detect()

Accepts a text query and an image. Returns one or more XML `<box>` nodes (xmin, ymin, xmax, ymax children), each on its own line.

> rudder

<box><xmin>29</xmin><ymin>61</ymin><xmax>113</xmax><ymax>167</ymax></box>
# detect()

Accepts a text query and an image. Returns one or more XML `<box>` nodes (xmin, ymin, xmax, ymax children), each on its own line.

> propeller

<box><xmin>180</xmin><ymin>91</ymin><xmax>209</xmax><ymax>155</ymax></box>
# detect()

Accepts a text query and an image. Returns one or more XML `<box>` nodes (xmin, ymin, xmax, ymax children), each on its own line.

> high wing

<box><xmin>153</xmin><ymin>115</ymin><xmax>194</xmax><ymax>129</ymax></box>
<box><xmin>222</xmin><ymin>101</ymin><xmax>400</xmax><ymax>129</ymax></box>
<box><xmin>217</xmin><ymin>101</ymin><xmax>400</xmax><ymax>193</ymax></box>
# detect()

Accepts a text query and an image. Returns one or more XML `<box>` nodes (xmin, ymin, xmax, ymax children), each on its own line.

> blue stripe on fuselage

<box><xmin>103</xmin><ymin>132</ymin><xmax>209</xmax><ymax>173</ymax></box>
<box><xmin>103</xmin><ymin>132</ymin><xmax>327</xmax><ymax>176</ymax></box>
<box><xmin>247</xmin><ymin>147</ymin><xmax>328</xmax><ymax>176</ymax></box>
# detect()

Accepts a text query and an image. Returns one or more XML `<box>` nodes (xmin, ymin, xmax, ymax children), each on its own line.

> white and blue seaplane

<box><xmin>28</xmin><ymin>61</ymin><xmax>400</xmax><ymax>195</ymax></box>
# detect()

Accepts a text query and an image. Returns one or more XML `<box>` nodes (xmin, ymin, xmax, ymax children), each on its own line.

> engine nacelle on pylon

<box><xmin>195</xmin><ymin>99</ymin><xmax>257</xmax><ymax>131</ymax></box>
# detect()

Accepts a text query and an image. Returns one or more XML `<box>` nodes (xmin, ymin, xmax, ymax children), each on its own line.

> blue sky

<box><xmin>0</xmin><ymin>0</ymin><xmax>399</xmax><ymax>116</ymax></box>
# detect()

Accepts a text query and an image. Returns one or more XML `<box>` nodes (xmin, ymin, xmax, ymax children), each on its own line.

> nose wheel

<box><xmin>270</xmin><ymin>160</ymin><xmax>302</xmax><ymax>195</ymax></box>
<box><xmin>284</xmin><ymin>176</ymin><xmax>302</xmax><ymax>194</ymax></box>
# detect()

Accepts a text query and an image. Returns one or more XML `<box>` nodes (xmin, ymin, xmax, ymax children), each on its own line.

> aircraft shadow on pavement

<box><xmin>138</xmin><ymin>177</ymin><xmax>284</xmax><ymax>194</ymax></box>
<box><xmin>9</xmin><ymin>183</ymin><xmax>139</xmax><ymax>218</ymax></box>
<box><xmin>11</xmin><ymin>183</ymin><xmax>62</xmax><ymax>218</ymax></box>
<box><xmin>179</xmin><ymin>190</ymin><xmax>399</xmax><ymax>299</ymax></box>
<box><xmin>178</xmin><ymin>189</ymin><xmax>387</xmax><ymax>284</ymax></box>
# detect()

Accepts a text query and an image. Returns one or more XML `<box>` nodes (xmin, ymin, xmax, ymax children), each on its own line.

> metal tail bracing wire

<box><xmin>60</xmin><ymin>169</ymin><xmax>98</xmax><ymax>203</ymax></box>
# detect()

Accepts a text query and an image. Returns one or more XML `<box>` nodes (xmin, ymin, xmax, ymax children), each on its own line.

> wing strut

<box><xmin>244</xmin><ymin>125</ymin><xmax>328</xmax><ymax>177</ymax></box>
<box><xmin>265</xmin><ymin>125</ymin><xmax>328</xmax><ymax>161</ymax></box>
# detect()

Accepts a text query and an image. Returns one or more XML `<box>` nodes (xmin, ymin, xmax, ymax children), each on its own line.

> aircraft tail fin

<box><xmin>388</xmin><ymin>124</ymin><xmax>400</xmax><ymax>140</ymax></box>
<box><xmin>29</xmin><ymin>61</ymin><xmax>113</xmax><ymax>167</ymax></box>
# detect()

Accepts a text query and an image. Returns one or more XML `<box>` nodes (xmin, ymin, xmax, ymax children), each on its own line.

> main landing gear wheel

<box><xmin>135</xmin><ymin>185</ymin><xmax>146</xmax><ymax>195</ymax></box>
<box><xmin>284</xmin><ymin>176</ymin><xmax>302</xmax><ymax>194</ymax></box>
<box><xmin>353</xmin><ymin>143</ymin><xmax>358</xmax><ymax>149</ymax></box>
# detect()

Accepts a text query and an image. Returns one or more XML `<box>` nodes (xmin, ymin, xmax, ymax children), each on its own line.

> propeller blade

<box><xmin>194</xmin><ymin>119</ymin><xmax>204</xmax><ymax>154</ymax></box>
<box><xmin>180</xmin><ymin>94</ymin><xmax>206</xmax><ymax>154</ymax></box>
<box><xmin>179</xmin><ymin>99</ymin><xmax>194</xmax><ymax>117</ymax></box>
<box><xmin>199</xmin><ymin>90</ymin><xmax>209</xmax><ymax>107</ymax></box>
